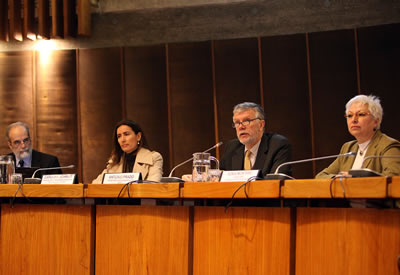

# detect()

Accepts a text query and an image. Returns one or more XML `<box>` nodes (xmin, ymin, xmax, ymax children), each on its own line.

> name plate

<box><xmin>102</xmin><ymin>173</ymin><xmax>142</xmax><ymax>184</ymax></box>
<box><xmin>220</xmin><ymin>170</ymin><xmax>261</xmax><ymax>182</ymax></box>
<box><xmin>41</xmin><ymin>174</ymin><xmax>76</xmax><ymax>184</ymax></box>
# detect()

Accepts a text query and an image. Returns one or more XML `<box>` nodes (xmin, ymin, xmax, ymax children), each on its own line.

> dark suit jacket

<box><xmin>220</xmin><ymin>133</ymin><xmax>292</xmax><ymax>177</ymax></box>
<box><xmin>10</xmin><ymin>149</ymin><xmax>62</xmax><ymax>178</ymax></box>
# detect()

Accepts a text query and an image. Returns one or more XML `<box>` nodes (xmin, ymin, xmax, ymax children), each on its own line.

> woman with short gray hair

<box><xmin>316</xmin><ymin>94</ymin><xmax>400</xmax><ymax>178</ymax></box>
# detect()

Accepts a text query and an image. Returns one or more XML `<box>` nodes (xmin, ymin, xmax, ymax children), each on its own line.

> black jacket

<box><xmin>220</xmin><ymin>133</ymin><xmax>292</xmax><ymax>177</ymax></box>
<box><xmin>10</xmin><ymin>149</ymin><xmax>62</xmax><ymax>178</ymax></box>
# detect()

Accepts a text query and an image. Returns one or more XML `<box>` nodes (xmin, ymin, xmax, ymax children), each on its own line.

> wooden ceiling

<box><xmin>0</xmin><ymin>0</ymin><xmax>91</xmax><ymax>42</ymax></box>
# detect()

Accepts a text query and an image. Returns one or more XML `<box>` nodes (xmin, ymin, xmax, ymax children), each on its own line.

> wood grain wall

<box><xmin>0</xmin><ymin>23</ymin><xmax>399</xmax><ymax>182</ymax></box>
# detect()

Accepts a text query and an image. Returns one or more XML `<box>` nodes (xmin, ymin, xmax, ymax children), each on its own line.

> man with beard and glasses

<box><xmin>220</xmin><ymin>102</ymin><xmax>292</xmax><ymax>177</ymax></box>
<box><xmin>6</xmin><ymin>122</ymin><xmax>62</xmax><ymax>178</ymax></box>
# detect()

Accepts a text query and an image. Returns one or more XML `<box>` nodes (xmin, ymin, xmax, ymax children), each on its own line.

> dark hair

<box><xmin>110</xmin><ymin>119</ymin><xmax>149</xmax><ymax>165</ymax></box>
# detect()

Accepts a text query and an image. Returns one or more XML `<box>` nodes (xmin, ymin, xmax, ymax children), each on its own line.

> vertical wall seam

<box><xmin>211</xmin><ymin>40</ymin><xmax>220</xmax><ymax>159</ymax></box>
<box><xmin>165</xmin><ymin>44</ymin><xmax>174</xmax><ymax>170</ymax></box>
<box><xmin>258</xmin><ymin>37</ymin><xmax>265</xmax><ymax>110</ymax></box>
<box><xmin>76</xmin><ymin>49</ymin><xmax>83</xmax><ymax>182</ymax></box>
<box><xmin>354</xmin><ymin>28</ymin><xmax>361</xmax><ymax>95</ymax></box>
<box><xmin>120</xmin><ymin>47</ymin><xmax>127</xmax><ymax>119</ymax></box>
<box><xmin>305</xmin><ymin>33</ymin><xmax>316</xmax><ymax>175</ymax></box>
<box><xmin>32</xmin><ymin>50</ymin><xmax>37</xmax><ymax>148</ymax></box>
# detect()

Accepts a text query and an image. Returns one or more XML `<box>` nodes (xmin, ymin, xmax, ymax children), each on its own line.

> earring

<box><xmin>137</xmin><ymin>140</ymin><xmax>140</xmax><ymax>145</ymax></box>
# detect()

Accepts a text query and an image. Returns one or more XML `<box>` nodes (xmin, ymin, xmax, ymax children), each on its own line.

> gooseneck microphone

<box><xmin>265</xmin><ymin>152</ymin><xmax>356</xmax><ymax>180</ymax></box>
<box><xmin>24</xmin><ymin>165</ymin><xmax>75</xmax><ymax>184</ymax></box>
<box><xmin>32</xmin><ymin>165</ymin><xmax>75</xmax><ymax>178</ymax></box>
<box><xmin>168</xmin><ymin>142</ymin><xmax>223</xmax><ymax>177</ymax></box>
<box><xmin>349</xmin><ymin>155</ymin><xmax>400</xmax><ymax>177</ymax></box>
<box><xmin>160</xmin><ymin>142</ymin><xmax>223</xmax><ymax>183</ymax></box>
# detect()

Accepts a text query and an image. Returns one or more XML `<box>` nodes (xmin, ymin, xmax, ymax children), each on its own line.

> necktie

<box><xmin>244</xmin><ymin>150</ymin><xmax>252</xmax><ymax>170</ymax></box>
<box><xmin>19</xmin><ymin>160</ymin><xmax>24</xmax><ymax>167</ymax></box>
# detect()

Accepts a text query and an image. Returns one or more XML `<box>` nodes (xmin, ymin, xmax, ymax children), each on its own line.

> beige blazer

<box><xmin>316</xmin><ymin>130</ymin><xmax>400</xmax><ymax>178</ymax></box>
<box><xmin>92</xmin><ymin>147</ymin><xmax>163</xmax><ymax>183</ymax></box>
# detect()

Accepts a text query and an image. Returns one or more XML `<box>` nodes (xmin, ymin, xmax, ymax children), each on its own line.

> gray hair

<box><xmin>233</xmin><ymin>102</ymin><xmax>265</xmax><ymax>121</ymax></box>
<box><xmin>5</xmin><ymin>122</ymin><xmax>30</xmax><ymax>141</ymax></box>
<box><xmin>345</xmin><ymin>95</ymin><xmax>383</xmax><ymax>129</ymax></box>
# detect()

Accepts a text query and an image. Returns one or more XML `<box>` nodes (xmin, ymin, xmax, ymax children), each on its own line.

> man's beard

<box><xmin>16</xmin><ymin>148</ymin><xmax>31</xmax><ymax>159</ymax></box>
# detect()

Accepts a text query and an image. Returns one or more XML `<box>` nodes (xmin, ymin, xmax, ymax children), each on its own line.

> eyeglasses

<box><xmin>232</xmin><ymin>118</ymin><xmax>260</xmax><ymax>128</ymax></box>
<box><xmin>11</xmin><ymin>137</ymin><xmax>31</xmax><ymax>147</ymax></box>
<box><xmin>344</xmin><ymin>112</ymin><xmax>370</xmax><ymax>120</ymax></box>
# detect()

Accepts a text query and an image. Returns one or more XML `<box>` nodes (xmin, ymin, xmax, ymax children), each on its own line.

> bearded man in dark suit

<box><xmin>6</xmin><ymin>122</ymin><xmax>62</xmax><ymax>177</ymax></box>
<box><xmin>220</xmin><ymin>102</ymin><xmax>292</xmax><ymax>177</ymax></box>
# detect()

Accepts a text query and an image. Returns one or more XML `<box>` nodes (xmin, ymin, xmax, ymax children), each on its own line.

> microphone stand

<box><xmin>161</xmin><ymin>142</ymin><xmax>223</xmax><ymax>183</ymax></box>
<box><xmin>349</xmin><ymin>155</ymin><xmax>400</xmax><ymax>177</ymax></box>
<box><xmin>264</xmin><ymin>152</ymin><xmax>356</xmax><ymax>180</ymax></box>
<box><xmin>24</xmin><ymin>165</ymin><xmax>75</xmax><ymax>184</ymax></box>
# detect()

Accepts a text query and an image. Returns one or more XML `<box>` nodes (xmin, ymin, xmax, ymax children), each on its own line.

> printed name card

<box><xmin>41</xmin><ymin>174</ymin><xmax>77</xmax><ymax>184</ymax></box>
<box><xmin>220</xmin><ymin>170</ymin><xmax>261</xmax><ymax>182</ymax></box>
<box><xmin>102</xmin><ymin>173</ymin><xmax>142</xmax><ymax>184</ymax></box>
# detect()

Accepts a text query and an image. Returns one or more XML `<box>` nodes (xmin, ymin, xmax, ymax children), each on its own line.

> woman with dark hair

<box><xmin>92</xmin><ymin>120</ymin><xmax>163</xmax><ymax>183</ymax></box>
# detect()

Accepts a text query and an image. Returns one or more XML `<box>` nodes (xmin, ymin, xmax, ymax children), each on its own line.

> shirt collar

<box><xmin>15</xmin><ymin>153</ymin><xmax>32</xmax><ymax>167</ymax></box>
<box><xmin>245</xmin><ymin>138</ymin><xmax>262</xmax><ymax>156</ymax></box>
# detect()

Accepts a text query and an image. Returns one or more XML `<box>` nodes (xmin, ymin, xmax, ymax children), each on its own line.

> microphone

<box><xmin>349</xmin><ymin>155</ymin><xmax>400</xmax><ymax>177</ymax></box>
<box><xmin>24</xmin><ymin>165</ymin><xmax>75</xmax><ymax>184</ymax></box>
<box><xmin>264</xmin><ymin>152</ymin><xmax>356</xmax><ymax>180</ymax></box>
<box><xmin>161</xmin><ymin>142</ymin><xmax>223</xmax><ymax>183</ymax></box>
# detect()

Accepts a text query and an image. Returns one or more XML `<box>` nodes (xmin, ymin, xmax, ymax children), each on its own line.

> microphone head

<box><xmin>24</xmin><ymin>178</ymin><xmax>42</xmax><ymax>184</ymax></box>
<box><xmin>346</xmin><ymin>152</ymin><xmax>357</xmax><ymax>157</ymax></box>
<box><xmin>160</xmin><ymin>177</ymin><xmax>184</xmax><ymax>183</ymax></box>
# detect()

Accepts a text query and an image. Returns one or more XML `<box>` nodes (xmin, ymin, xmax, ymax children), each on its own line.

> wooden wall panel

<box><xmin>296</xmin><ymin>208</ymin><xmax>400</xmax><ymax>275</ymax></box>
<box><xmin>357</xmin><ymin>23</ymin><xmax>400</xmax><ymax>140</ymax></box>
<box><xmin>0</xmin><ymin>52</ymin><xmax>33</xmax><ymax>155</ymax></box>
<box><xmin>168</xmin><ymin>42</ymin><xmax>215</xmax><ymax>176</ymax></box>
<box><xmin>124</xmin><ymin>45</ymin><xmax>170</xmax><ymax>174</ymax></box>
<box><xmin>308</xmin><ymin>30</ymin><xmax>359</xmax><ymax>175</ymax></box>
<box><xmin>261</xmin><ymin>34</ymin><xmax>312</xmax><ymax>179</ymax></box>
<box><xmin>214</xmin><ymin>38</ymin><xmax>261</xmax><ymax>152</ymax></box>
<box><xmin>35</xmin><ymin>50</ymin><xmax>78</xmax><ymax>174</ymax></box>
<box><xmin>78</xmin><ymin>48</ymin><xmax>123</xmax><ymax>183</ymax></box>
<box><xmin>0</xmin><ymin>0</ymin><xmax>7</xmax><ymax>41</ymax></box>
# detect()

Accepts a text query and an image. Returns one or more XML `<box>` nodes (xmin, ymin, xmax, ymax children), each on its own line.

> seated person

<box><xmin>316</xmin><ymin>94</ymin><xmax>400</xmax><ymax>178</ymax></box>
<box><xmin>181</xmin><ymin>102</ymin><xmax>292</xmax><ymax>182</ymax></box>
<box><xmin>6</xmin><ymin>121</ymin><xmax>61</xmax><ymax>178</ymax></box>
<box><xmin>92</xmin><ymin>120</ymin><xmax>163</xmax><ymax>183</ymax></box>
<box><xmin>220</xmin><ymin>102</ymin><xmax>292</xmax><ymax>177</ymax></box>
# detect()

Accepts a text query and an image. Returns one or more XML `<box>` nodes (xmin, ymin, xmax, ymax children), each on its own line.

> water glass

<box><xmin>11</xmin><ymin>173</ymin><xmax>23</xmax><ymax>185</ymax></box>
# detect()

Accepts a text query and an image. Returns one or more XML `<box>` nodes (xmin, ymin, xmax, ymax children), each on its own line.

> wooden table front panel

<box><xmin>0</xmin><ymin>204</ymin><xmax>93</xmax><ymax>275</ymax></box>
<box><xmin>296</xmin><ymin>208</ymin><xmax>400</xmax><ymax>275</ymax></box>
<box><xmin>193</xmin><ymin>207</ymin><xmax>291</xmax><ymax>275</ymax></box>
<box><xmin>95</xmin><ymin>205</ymin><xmax>190</xmax><ymax>275</ymax></box>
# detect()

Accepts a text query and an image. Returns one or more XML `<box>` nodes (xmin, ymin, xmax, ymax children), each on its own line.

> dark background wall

<box><xmin>0</xmin><ymin>23</ymin><xmax>399</xmax><ymax>182</ymax></box>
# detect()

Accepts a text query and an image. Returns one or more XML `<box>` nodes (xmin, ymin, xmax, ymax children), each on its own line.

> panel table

<box><xmin>0</xmin><ymin>204</ymin><xmax>93</xmax><ymax>275</ymax></box>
